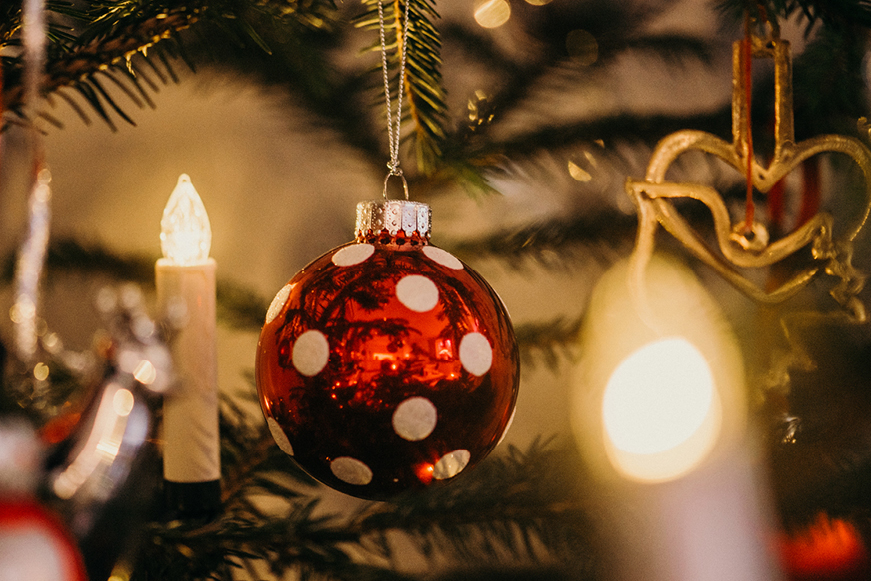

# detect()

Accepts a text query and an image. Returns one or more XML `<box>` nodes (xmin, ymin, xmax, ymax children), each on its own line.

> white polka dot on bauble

<box><xmin>392</xmin><ymin>397</ymin><xmax>438</xmax><ymax>441</ymax></box>
<box><xmin>265</xmin><ymin>283</ymin><xmax>292</xmax><ymax>324</ymax></box>
<box><xmin>459</xmin><ymin>332</ymin><xmax>493</xmax><ymax>376</ymax></box>
<box><xmin>433</xmin><ymin>449</ymin><xmax>471</xmax><ymax>480</ymax></box>
<box><xmin>267</xmin><ymin>417</ymin><xmax>294</xmax><ymax>456</ymax></box>
<box><xmin>292</xmin><ymin>330</ymin><xmax>330</xmax><ymax>376</ymax></box>
<box><xmin>395</xmin><ymin>275</ymin><xmax>439</xmax><ymax>312</ymax></box>
<box><xmin>330</xmin><ymin>457</ymin><xmax>373</xmax><ymax>485</ymax></box>
<box><xmin>423</xmin><ymin>246</ymin><xmax>463</xmax><ymax>270</ymax></box>
<box><xmin>332</xmin><ymin>244</ymin><xmax>374</xmax><ymax>267</ymax></box>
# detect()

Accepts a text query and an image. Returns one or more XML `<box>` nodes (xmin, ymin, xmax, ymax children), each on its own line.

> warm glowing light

<box><xmin>10</xmin><ymin>298</ymin><xmax>35</xmax><ymax>323</ymax></box>
<box><xmin>53</xmin><ymin>384</ymin><xmax>129</xmax><ymax>498</ymax></box>
<box><xmin>602</xmin><ymin>337</ymin><xmax>722</xmax><ymax>482</ymax></box>
<box><xmin>568</xmin><ymin>160</ymin><xmax>592</xmax><ymax>181</ymax></box>
<box><xmin>43</xmin><ymin>331</ymin><xmax>60</xmax><ymax>351</ymax></box>
<box><xmin>113</xmin><ymin>388</ymin><xmax>135</xmax><ymax>417</ymax></box>
<box><xmin>474</xmin><ymin>0</ymin><xmax>510</xmax><ymax>28</ymax></box>
<box><xmin>133</xmin><ymin>360</ymin><xmax>157</xmax><ymax>385</ymax></box>
<box><xmin>160</xmin><ymin>174</ymin><xmax>211</xmax><ymax>265</ymax></box>
<box><xmin>572</xmin><ymin>255</ymin><xmax>745</xmax><ymax>486</ymax></box>
<box><xmin>108</xmin><ymin>567</ymin><xmax>131</xmax><ymax>581</ymax></box>
<box><xmin>32</xmin><ymin>362</ymin><xmax>49</xmax><ymax>381</ymax></box>
<box><xmin>525</xmin><ymin>0</ymin><xmax>552</xmax><ymax>5</ymax></box>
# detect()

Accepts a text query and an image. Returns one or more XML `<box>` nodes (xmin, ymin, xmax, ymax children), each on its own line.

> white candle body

<box><xmin>574</xmin><ymin>256</ymin><xmax>782</xmax><ymax>581</ymax></box>
<box><xmin>157</xmin><ymin>258</ymin><xmax>220</xmax><ymax>483</ymax></box>
<box><xmin>602</xmin><ymin>443</ymin><xmax>781</xmax><ymax>581</ymax></box>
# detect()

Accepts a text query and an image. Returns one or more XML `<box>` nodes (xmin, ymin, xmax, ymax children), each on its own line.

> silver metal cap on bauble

<box><xmin>355</xmin><ymin>200</ymin><xmax>431</xmax><ymax>239</ymax></box>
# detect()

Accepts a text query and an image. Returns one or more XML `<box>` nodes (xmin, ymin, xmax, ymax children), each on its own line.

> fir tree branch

<box><xmin>433</xmin><ymin>16</ymin><xmax>719</xmax><ymax>191</ymax></box>
<box><xmin>135</xmin><ymin>399</ymin><xmax>598</xmax><ymax>580</ymax></box>
<box><xmin>355</xmin><ymin>0</ymin><xmax>448</xmax><ymax>175</ymax></box>
<box><xmin>1</xmin><ymin>238</ymin><xmax>268</xmax><ymax>331</ymax></box>
<box><xmin>2</xmin><ymin>0</ymin><xmax>340</xmax><ymax>127</ymax></box>
<box><xmin>716</xmin><ymin>0</ymin><xmax>871</xmax><ymax>29</ymax></box>
<box><xmin>348</xmin><ymin>438</ymin><xmax>600</xmax><ymax>577</ymax></box>
<box><xmin>514</xmin><ymin>317</ymin><xmax>584</xmax><ymax>370</ymax></box>
<box><xmin>3</xmin><ymin>6</ymin><xmax>197</xmax><ymax>119</ymax></box>
<box><xmin>449</xmin><ymin>213</ymin><xmax>638</xmax><ymax>268</ymax></box>
<box><xmin>454</xmin><ymin>94</ymin><xmax>732</xmax><ymax>168</ymax></box>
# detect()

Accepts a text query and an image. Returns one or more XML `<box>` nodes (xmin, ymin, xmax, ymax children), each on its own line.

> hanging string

<box><xmin>22</xmin><ymin>0</ymin><xmax>46</xmax><ymax>121</ymax></box>
<box><xmin>378</xmin><ymin>0</ymin><xmax>411</xmax><ymax>198</ymax></box>
<box><xmin>14</xmin><ymin>0</ymin><xmax>52</xmax><ymax>363</ymax></box>
<box><xmin>743</xmin><ymin>14</ymin><xmax>756</xmax><ymax>234</ymax></box>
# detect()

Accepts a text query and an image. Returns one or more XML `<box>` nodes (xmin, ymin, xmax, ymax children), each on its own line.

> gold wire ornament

<box><xmin>625</xmin><ymin>31</ymin><xmax>871</xmax><ymax>322</ymax></box>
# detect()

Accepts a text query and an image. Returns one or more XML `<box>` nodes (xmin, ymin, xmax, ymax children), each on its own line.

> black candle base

<box><xmin>163</xmin><ymin>479</ymin><xmax>221</xmax><ymax>520</ymax></box>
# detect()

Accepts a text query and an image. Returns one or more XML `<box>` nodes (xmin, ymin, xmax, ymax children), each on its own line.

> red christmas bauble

<box><xmin>256</xmin><ymin>200</ymin><xmax>519</xmax><ymax>499</ymax></box>
<box><xmin>0</xmin><ymin>500</ymin><xmax>87</xmax><ymax>581</ymax></box>
<box><xmin>779</xmin><ymin>515</ymin><xmax>871</xmax><ymax>581</ymax></box>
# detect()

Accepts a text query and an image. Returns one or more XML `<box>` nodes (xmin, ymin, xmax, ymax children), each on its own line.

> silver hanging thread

<box><xmin>378</xmin><ymin>0</ymin><xmax>411</xmax><ymax>199</ymax></box>
<box><xmin>14</xmin><ymin>0</ymin><xmax>52</xmax><ymax>363</ymax></box>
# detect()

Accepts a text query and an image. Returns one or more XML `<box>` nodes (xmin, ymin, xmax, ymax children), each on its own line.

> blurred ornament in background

<box><xmin>779</xmin><ymin>515</ymin><xmax>870</xmax><ymax>581</ymax></box>
<box><xmin>12</xmin><ymin>166</ymin><xmax>52</xmax><ymax>366</ymax></box>
<box><xmin>256</xmin><ymin>199</ymin><xmax>519</xmax><ymax>500</ymax></box>
<box><xmin>0</xmin><ymin>417</ymin><xmax>87</xmax><ymax>581</ymax></box>
<box><xmin>625</xmin><ymin>31</ymin><xmax>871</xmax><ymax>320</ymax></box>
<box><xmin>41</xmin><ymin>284</ymin><xmax>171</xmax><ymax>581</ymax></box>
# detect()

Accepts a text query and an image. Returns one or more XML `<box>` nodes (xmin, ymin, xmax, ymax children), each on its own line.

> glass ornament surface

<box><xmin>256</xmin><ymin>204</ymin><xmax>519</xmax><ymax>500</ymax></box>
<box><xmin>0</xmin><ymin>499</ymin><xmax>87</xmax><ymax>581</ymax></box>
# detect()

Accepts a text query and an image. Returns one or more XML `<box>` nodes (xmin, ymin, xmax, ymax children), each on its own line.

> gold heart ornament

<box><xmin>626</xmin><ymin>34</ymin><xmax>871</xmax><ymax>321</ymax></box>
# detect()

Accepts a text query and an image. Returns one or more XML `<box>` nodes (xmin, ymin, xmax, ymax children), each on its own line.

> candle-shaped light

<box><xmin>156</xmin><ymin>174</ymin><xmax>220</xmax><ymax>517</ymax></box>
<box><xmin>601</xmin><ymin>336</ymin><xmax>722</xmax><ymax>483</ymax></box>
<box><xmin>572</xmin><ymin>255</ymin><xmax>782</xmax><ymax>581</ymax></box>
<box><xmin>160</xmin><ymin>175</ymin><xmax>212</xmax><ymax>265</ymax></box>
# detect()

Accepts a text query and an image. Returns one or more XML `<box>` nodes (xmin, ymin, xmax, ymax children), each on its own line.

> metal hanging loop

<box><xmin>377</xmin><ymin>0</ymin><xmax>411</xmax><ymax>197</ymax></box>
<box><xmin>382</xmin><ymin>171</ymin><xmax>410</xmax><ymax>200</ymax></box>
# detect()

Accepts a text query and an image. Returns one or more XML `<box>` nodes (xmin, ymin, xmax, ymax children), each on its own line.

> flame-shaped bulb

<box><xmin>160</xmin><ymin>174</ymin><xmax>211</xmax><ymax>265</ymax></box>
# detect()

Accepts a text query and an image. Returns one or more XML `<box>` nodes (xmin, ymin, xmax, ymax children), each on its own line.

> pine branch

<box><xmin>454</xmin><ymin>97</ymin><xmax>732</xmax><ymax>169</ymax></box>
<box><xmin>514</xmin><ymin>317</ymin><xmax>585</xmax><ymax>370</ymax></box>
<box><xmin>432</xmin><ymin>14</ymin><xmax>719</xmax><ymax>191</ymax></box>
<box><xmin>442</xmin><ymin>4</ymin><xmax>716</xmax><ymax>146</ymax></box>
<box><xmin>762</xmin><ymin>318</ymin><xmax>871</xmax><ymax>529</ymax></box>
<box><xmin>0</xmin><ymin>2</ymin><xmax>86</xmax><ymax>46</ymax></box>
<box><xmin>2</xmin><ymin>0</ymin><xmax>340</xmax><ymax>127</ymax></box>
<box><xmin>449</xmin><ymin>212</ymin><xmax>638</xmax><ymax>268</ymax></box>
<box><xmin>1</xmin><ymin>238</ymin><xmax>269</xmax><ymax>331</ymax></box>
<box><xmin>133</xmin><ymin>396</ymin><xmax>599</xmax><ymax>580</ymax></box>
<box><xmin>3</xmin><ymin>6</ymin><xmax>198</xmax><ymax>120</ymax></box>
<box><xmin>716</xmin><ymin>0</ymin><xmax>871</xmax><ymax>29</ymax></box>
<box><xmin>356</xmin><ymin>0</ymin><xmax>448</xmax><ymax>175</ymax></box>
<box><xmin>349</xmin><ymin>438</ymin><xmax>600</xmax><ymax>577</ymax></box>
<box><xmin>134</xmin><ymin>396</ymin><xmax>405</xmax><ymax>581</ymax></box>
<box><xmin>1</xmin><ymin>237</ymin><xmax>153</xmax><ymax>283</ymax></box>
<box><xmin>790</xmin><ymin>24</ymin><xmax>870</xmax><ymax>137</ymax></box>
<box><xmin>137</xmin><ymin>504</ymin><xmax>418</xmax><ymax>581</ymax></box>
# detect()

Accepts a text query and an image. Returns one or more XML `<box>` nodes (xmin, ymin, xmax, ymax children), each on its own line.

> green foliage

<box><xmin>2</xmin><ymin>0</ymin><xmax>341</xmax><ymax>128</ymax></box>
<box><xmin>351</xmin><ymin>437</ymin><xmax>599</xmax><ymax>576</ymax></box>
<box><xmin>7</xmin><ymin>1</ymin><xmax>871</xmax><ymax>579</ymax></box>
<box><xmin>355</xmin><ymin>0</ymin><xmax>448</xmax><ymax>175</ymax></box>
<box><xmin>131</xmin><ymin>397</ymin><xmax>598</xmax><ymax>580</ymax></box>
<box><xmin>716</xmin><ymin>0</ymin><xmax>871</xmax><ymax>29</ymax></box>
